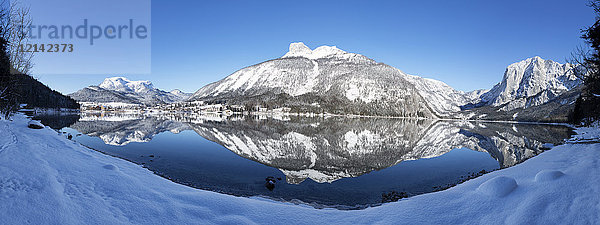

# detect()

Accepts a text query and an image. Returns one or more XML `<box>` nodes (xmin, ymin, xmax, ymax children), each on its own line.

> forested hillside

<box><xmin>12</xmin><ymin>74</ymin><xmax>79</xmax><ymax>109</ymax></box>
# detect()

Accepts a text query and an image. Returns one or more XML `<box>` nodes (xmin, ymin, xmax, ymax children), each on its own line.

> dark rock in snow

<box><xmin>27</xmin><ymin>120</ymin><xmax>45</xmax><ymax>129</ymax></box>
<box><xmin>265</xmin><ymin>176</ymin><xmax>277</xmax><ymax>191</ymax></box>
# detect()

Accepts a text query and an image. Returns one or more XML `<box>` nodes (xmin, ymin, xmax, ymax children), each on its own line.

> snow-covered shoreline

<box><xmin>1</xmin><ymin>114</ymin><xmax>598</xmax><ymax>224</ymax></box>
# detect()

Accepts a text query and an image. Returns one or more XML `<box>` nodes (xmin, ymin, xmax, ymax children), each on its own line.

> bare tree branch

<box><xmin>568</xmin><ymin>45</ymin><xmax>595</xmax><ymax>80</ymax></box>
<box><xmin>0</xmin><ymin>0</ymin><xmax>33</xmax><ymax>75</ymax></box>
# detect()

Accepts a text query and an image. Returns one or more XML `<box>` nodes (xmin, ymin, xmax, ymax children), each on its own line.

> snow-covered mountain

<box><xmin>168</xmin><ymin>89</ymin><xmax>193</xmax><ymax>102</ymax></box>
<box><xmin>99</xmin><ymin>77</ymin><xmax>154</xmax><ymax>93</ymax></box>
<box><xmin>189</xmin><ymin>43</ymin><xmax>583</xmax><ymax>119</ymax></box>
<box><xmin>479</xmin><ymin>56</ymin><xmax>582</xmax><ymax>111</ymax></box>
<box><xmin>190</xmin><ymin>42</ymin><xmax>472</xmax><ymax>117</ymax></box>
<box><xmin>69</xmin><ymin>46</ymin><xmax>582</xmax><ymax>120</ymax></box>
<box><xmin>69</xmin><ymin>77</ymin><xmax>192</xmax><ymax>106</ymax></box>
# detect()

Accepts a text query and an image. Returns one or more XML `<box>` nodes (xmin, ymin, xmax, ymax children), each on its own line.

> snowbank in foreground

<box><xmin>0</xmin><ymin>115</ymin><xmax>599</xmax><ymax>225</ymax></box>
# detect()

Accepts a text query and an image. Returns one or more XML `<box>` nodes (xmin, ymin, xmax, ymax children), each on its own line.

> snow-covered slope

<box><xmin>68</xmin><ymin>86</ymin><xmax>142</xmax><ymax>104</ymax></box>
<box><xmin>404</xmin><ymin>75</ymin><xmax>486</xmax><ymax>116</ymax></box>
<box><xmin>480</xmin><ymin>57</ymin><xmax>582</xmax><ymax>111</ymax></box>
<box><xmin>2</xmin><ymin>114</ymin><xmax>599</xmax><ymax>224</ymax></box>
<box><xmin>168</xmin><ymin>89</ymin><xmax>193</xmax><ymax>102</ymax></box>
<box><xmin>69</xmin><ymin>77</ymin><xmax>192</xmax><ymax>106</ymax></box>
<box><xmin>190</xmin><ymin>42</ymin><xmax>473</xmax><ymax>117</ymax></box>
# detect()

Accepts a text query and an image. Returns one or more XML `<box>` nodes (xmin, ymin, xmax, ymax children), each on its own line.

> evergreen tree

<box><xmin>0</xmin><ymin>11</ymin><xmax>17</xmax><ymax>119</ymax></box>
<box><xmin>582</xmin><ymin>1</ymin><xmax>600</xmax><ymax>95</ymax></box>
<box><xmin>571</xmin><ymin>0</ymin><xmax>600</xmax><ymax>124</ymax></box>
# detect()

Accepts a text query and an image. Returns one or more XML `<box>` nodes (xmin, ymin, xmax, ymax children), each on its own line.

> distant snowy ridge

<box><xmin>70</xmin><ymin>77</ymin><xmax>192</xmax><ymax>106</ymax></box>
<box><xmin>99</xmin><ymin>77</ymin><xmax>154</xmax><ymax>93</ymax></box>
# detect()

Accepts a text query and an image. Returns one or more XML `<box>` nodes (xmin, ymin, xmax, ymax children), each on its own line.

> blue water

<box><xmin>41</xmin><ymin>114</ymin><xmax>572</xmax><ymax>208</ymax></box>
<box><xmin>61</xmin><ymin>127</ymin><xmax>499</xmax><ymax>207</ymax></box>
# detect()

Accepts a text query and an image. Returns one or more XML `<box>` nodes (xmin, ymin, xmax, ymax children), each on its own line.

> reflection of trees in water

<box><xmin>64</xmin><ymin>114</ymin><xmax>573</xmax><ymax>185</ymax></box>
<box><xmin>32</xmin><ymin>113</ymin><xmax>80</xmax><ymax>130</ymax></box>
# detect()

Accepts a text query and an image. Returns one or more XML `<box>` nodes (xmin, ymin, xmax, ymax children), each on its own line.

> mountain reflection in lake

<box><xmin>36</xmin><ymin>113</ymin><xmax>574</xmax><ymax>208</ymax></box>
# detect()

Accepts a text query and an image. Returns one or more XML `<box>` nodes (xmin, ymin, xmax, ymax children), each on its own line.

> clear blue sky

<box><xmin>37</xmin><ymin>0</ymin><xmax>595</xmax><ymax>94</ymax></box>
<box><xmin>27</xmin><ymin>0</ymin><xmax>151</xmax><ymax>76</ymax></box>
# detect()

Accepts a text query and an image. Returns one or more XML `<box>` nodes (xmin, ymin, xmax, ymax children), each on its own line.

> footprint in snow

<box><xmin>103</xmin><ymin>164</ymin><xmax>118</xmax><ymax>171</ymax></box>
<box><xmin>534</xmin><ymin>170</ymin><xmax>564</xmax><ymax>182</ymax></box>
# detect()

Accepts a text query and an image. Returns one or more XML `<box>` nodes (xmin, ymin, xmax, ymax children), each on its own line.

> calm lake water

<box><xmin>34</xmin><ymin>112</ymin><xmax>574</xmax><ymax>209</ymax></box>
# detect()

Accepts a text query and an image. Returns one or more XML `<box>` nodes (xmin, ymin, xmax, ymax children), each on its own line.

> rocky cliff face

<box><xmin>479</xmin><ymin>56</ymin><xmax>581</xmax><ymax>111</ymax></box>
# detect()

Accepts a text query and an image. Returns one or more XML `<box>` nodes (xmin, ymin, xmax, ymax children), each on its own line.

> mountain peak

<box><xmin>282</xmin><ymin>42</ymin><xmax>349</xmax><ymax>59</ymax></box>
<box><xmin>99</xmin><ymin>76</ymin><xmax>154</xmax><ymax>93</ymax></box>
<box><xmin>480</xmin><ymin>56</ymin><xmax>581</xmax><ymax>110</ymax></box>
<box><xmin>506</xmin><ymin>56</ymin><xmax>552</xmax><ymax>69</ymax></box>
<box><xmin>100</xmin><ymin>76</ymin><xmax>129</xmax><ymax>85</ymax></box>
<box><xmin>524</xmin><ymin>56</ymin><xmax>544</xmax><ymax>64</ymax></box>
<box><xmin>170</xmin><ymin>89</ymin><xmax>184</xmax><ymax>94</ymax></box>
<box><xmin>527</xmin><ymin>56</ymin><xmax>543</xmax><ymax>61</ymax></box>
<box><xmin>286</xmin><ymin>42</ymin><xmax>312</xmax><ymax>56</ymax></box>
